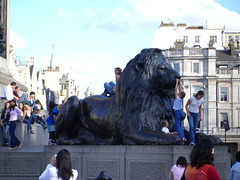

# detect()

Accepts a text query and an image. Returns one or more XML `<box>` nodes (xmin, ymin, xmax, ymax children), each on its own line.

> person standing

<box><xmin>169</xmin><ymin>156</ymin><xmax>187</xmax><ymax>180</ymax></box>
<box><xmin>181</xmin><ymin>138</ymin><xmax>220</xmax><ymax>180</ymax></box>
<box><xmin>0</xmin><ymin>101</ymin><xmax>11</xmax><ymax>146</ymax></box>
<box><xmin>1</xmin><ymin>82</ymin><xmax>16</xmax><ymax>102</ymax></box>
<box><xmin>39</xmin><ymin>149</ymin><xmax>78</xmax><ymax>180</ymax></box>
<box><xmin>229</xmin><ymin>151</ymin><xmax>240</xmax><ymax>180</ymax></box>
<box><xmin>173</xmin><ymin>79</ymin><xmax>186</xmax><ymax>144</ymax></box>
<box><xmin>46</xmin><ymin>101</ymin><xmax>58</xmax><ymax>145</ymax></box>
<box><xmin>185</xmin><ymin>90</ymin><xmax>204</xmax><ymax>145</ymax></box>
<box><xmin>7</xmin><ymin>99</ymin><xmax>23</xmax><ymax>149</ymax></box>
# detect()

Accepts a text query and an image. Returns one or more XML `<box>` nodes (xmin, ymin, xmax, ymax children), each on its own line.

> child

<box><xmin>160</xmin><ymin>120</ymin><xmax>177</xmax><ymax>134</ymax></box>
<box><xmin>173</xmin><ymin>78</ymin><xmax>186</xmax><ymax>144</ymax></box>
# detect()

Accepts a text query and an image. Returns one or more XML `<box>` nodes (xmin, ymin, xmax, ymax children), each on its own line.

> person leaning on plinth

<box><xmin>173</xmin><ymin>78</ymin><xmax>186</xmax><ymax>144</ymax></box>
<box><xmin>1</xmin><ymin>82</ymin><xmax>16</xmax><ymax>102</ymax></box>
<box><xmin>181</xmin><ymin>138</ymin><xmax>220</xmax><ymax>180</ymax></box>
<box><xmin>229</xmin><ymin>151</ymin><xmax>240</xmax><ymax>180</ymax></box>
<box><xmin>185</xmin><ymin>90</ymin><xmax>204</xmax><ymax>145</ymax></box>
<box><xmin>0</xmin><ymin>101</ymin><xmax>11</xmax><ymax>146</ymax></box>
<box><xmin>101</xmin><ymin>67</ymin><xmax>122</xmax><ymax>97</ymax></box>
<box><xmin>39</xmin><ymin>149</ymin><xmax>78</xmax><ymax>180</ymax></box>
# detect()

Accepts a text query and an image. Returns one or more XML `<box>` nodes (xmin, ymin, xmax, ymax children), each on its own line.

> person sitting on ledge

<box><xmin>160</xmin><ymin>120</ymin><xmax>177</xmax><ymax>135</ymax></box>
<box><xmin>101</xmin><ymin>67</ymin><xmax>122</xmax><ymax>97</ymax></box>
<box><xmin>28</xmin><ymin>106</ymin><xmax>47</xmax><ymax>129</ymax></box>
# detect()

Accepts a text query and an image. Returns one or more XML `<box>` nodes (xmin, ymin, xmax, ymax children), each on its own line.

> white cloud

<box><xmin>57</xmin><ymin>9</ymin><xmax>75</xmax><ymax>18</ymax></box>
<box><xmin>92</xmin><ymin>0</ymin><xmax>240</xmax><ymax>32</ymax></box>
<box><xmin>35</xmin><ymin>52</ymin><xmax>126</xmax><ymax>98</ymax></box>
<box><xmin>10</xmin><ymin>30</ymin><xmax>27</xmax><ymax>49</ymax></box>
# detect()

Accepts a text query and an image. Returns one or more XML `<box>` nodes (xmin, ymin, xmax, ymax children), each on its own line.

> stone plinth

<box><xmin>0</xmin><ymin>145</ymin><xmax>232</xmax><ymax>180</ymax></box>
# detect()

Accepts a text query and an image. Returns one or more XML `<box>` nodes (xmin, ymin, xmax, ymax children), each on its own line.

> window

<box><xmin>220</xmin><ymin>87</ymin><xmax>227</xmax><ymax>101</ymax></box>
<box><xmin>210</xmin><ymin>35</ymin><xmax>217</xmax><ymax>43</ymax></box>
<box><xmin>193</xmin><ymin>63</ymin><xmax>199</xmax><ymax>73</ymax></box>
<box><xmin>193</xmin><ymin>86</ymin><xmax>201</xmax><ymax>96</ymax></box>
<box><xmin>235</xmin><ymin>35</ymin><xmax>239</xmax><ymax>42</ymax></box>
<box><xmin>228</xmin><ymin>35</ymin><xmax>232</xmax><ymax>42</ymax></box>
<box><xmin>195</xmin><ymin>35</ymin><xmax>200</xmax><ymax>43</ymax></box>
<box><xmin>173</xmin><ymin>63</ymin><xmax>180</xmax><ymax>74</ymax></box>
<box><xmin>220</xmin><ymin>113</ymin><xmax>228</xmax><ymax>128</ymax></box>
<box><xmin>183</xmin><ymin>36</ymin><xmax>188</xmax><ymax>43</ymax></box>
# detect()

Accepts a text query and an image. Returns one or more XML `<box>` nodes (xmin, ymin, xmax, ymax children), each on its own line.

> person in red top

<box><xmin>182</xmin><ymin>138</ymin><xmax>220</xmax><ymax>180</ymax></box>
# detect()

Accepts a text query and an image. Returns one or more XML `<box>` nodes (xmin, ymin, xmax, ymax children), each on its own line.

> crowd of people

<box><xmin>0</xmin><ymin>81</ymin><xmax>64</xmax><ymax>149</ymax></box>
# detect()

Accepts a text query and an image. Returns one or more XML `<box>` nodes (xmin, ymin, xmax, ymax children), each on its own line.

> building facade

<box><xmin>225</xmin><ymin>32</ymin><xmax>240</xmax><ymax>49</ymax></box>
<box><xmin>163</xmin><ymin>41</ymin><xmax>240</xmax><ymax>143</ymax></box>
<box><xmin>153</xmin><ymin>22</ymin><xmax>225</xmax><ymax>50</ymax></box>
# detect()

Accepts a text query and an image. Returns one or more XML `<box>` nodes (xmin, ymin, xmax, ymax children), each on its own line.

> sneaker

<box><xmin>17</xmin><ymin>142</ymin><xmax>23</xmax><ymax>149</ymax></box>
<box><xmin>8</xmin><ymin>147</ymin><xmax>16</xmax><ymax>150</ymax></box>
<box><xmin>181</xmin><ymin>138</ymin><xmax>186</xmax><ymax>145</ymax></box>
<box><xmin>101</xmin><ymin>93</ymin><xmax>107</xmax><ymax>96</ymax></box>
<box><xmin>29</xmin><ymin>129</ymin><xmax>35</xmax><ymax>134</ymax></box>
<box><xmin>43</xmin><ymin>125</ymin><xmax>47</xmax><ymax>130</ymax></box>
<box><xmin>190</xmin><ymin>142</ymin><xmax>195</xmax><ymax>146</ymax></box>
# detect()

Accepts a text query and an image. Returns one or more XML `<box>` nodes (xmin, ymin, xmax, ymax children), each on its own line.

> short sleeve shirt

<box><xmin>188</xmin><ymin>96</ymin><xmax>203</xmax><ymax>113</ymax></box>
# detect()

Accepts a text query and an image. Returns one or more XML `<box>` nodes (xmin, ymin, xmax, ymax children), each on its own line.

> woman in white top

<box><xmin>185</xmin><ymin>90</ymin><xmax>204</xmax><ymax>145</ymax></box>
<box><xmin>39</xmin><ymin>149</ymin><xmax>78</xmax><ymax>180</ymax></box>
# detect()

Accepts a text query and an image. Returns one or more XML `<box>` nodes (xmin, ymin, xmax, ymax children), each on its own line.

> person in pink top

<box><xmin>169</xmin><ymin>156</ymin><xmax>187</xmax><ymax>180</ymax></box>
<box><xmin>7</xmin><ymin>99</ymin><xmax>23</xmax><ymax>149</ymax></box>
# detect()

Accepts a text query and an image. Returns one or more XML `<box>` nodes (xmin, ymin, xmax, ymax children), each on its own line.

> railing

<box><xmin>169</xmin><ymin>50</ymin><xmax>182</xmax><ymax>56</ymax></box>
<box><xmin>212</xmin><ymin>127</ymin><xmax>240</xmax><ymax>134</ymax></box>
<box><xmin>216</xmin><ymin>68</ymin><xmax>231</xmax><ymax>74</ymax></box>
<box><xmin>189</xmin><ymin>49</ymin><xmax>203</xmax><ymax>55</ymax></box>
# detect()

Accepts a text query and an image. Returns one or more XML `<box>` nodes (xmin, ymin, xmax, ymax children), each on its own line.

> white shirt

<box><xmin>188</xmin><ymin>96</ymin><xmax>203</xmax><ymax>113</ymax></box>
<box><xmin>173</xmin><ymin>96</ymin><xmax>182</xmax><ymax>110</ymax></box>
<box><xmin>1</xmin><ymin>84</ymin><xmax>13</xmax><ymax>100</ymax></box>
<box><xmin>39</xmin><ymin>164</ymin><xmax>78</xmax><ymax>180</ymax></box>
<box><xmin>162</xmin><ymin>127</ymin><xmax>170</xmax><ymax>134</ymax></box>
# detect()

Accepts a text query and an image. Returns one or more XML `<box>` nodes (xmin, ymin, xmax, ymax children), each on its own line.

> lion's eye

<box><xmin>158</xmin><ymin>65</ymin><xmax>167</xmax><ymax>71</ymax></box>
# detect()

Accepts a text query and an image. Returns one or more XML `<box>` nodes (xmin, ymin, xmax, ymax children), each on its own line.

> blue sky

<box><xmin>10</xmin><ymin>0</ymin><xmax>240</xmax><ymax>97</ymax></box>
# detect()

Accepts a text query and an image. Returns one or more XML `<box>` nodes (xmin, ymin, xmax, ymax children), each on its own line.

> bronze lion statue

<box><xmin>56</xmin><ymin>48</ymin><xmax>222</xmax><ymax>145</ymax></box>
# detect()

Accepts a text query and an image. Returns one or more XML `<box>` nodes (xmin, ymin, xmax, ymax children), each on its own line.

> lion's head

<box><xmin>112</xmin><ymin>48</ymin><xmax>181</xmax><ymax>135</ymax></box>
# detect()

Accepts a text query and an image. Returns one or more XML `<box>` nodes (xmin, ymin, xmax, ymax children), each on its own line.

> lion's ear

<box><xmin>135</xmin><ymin>62</ymin><xmax>144</xmax><ymax>71</ymax></box>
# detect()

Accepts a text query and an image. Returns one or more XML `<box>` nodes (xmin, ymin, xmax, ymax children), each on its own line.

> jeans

<box><xmin>174</xmin><ymin>110</ymin><xmax>185</xmax><ymax>139</ymax></box>
<box><xmin>187</xmin><ymin>112</ymin><xmax>199</xmax><ymax>143</ymax></box>
<box><xmin>28</xmin><ymin>113</ymin><xmax>47</xmax><ymax>128</ymax></box>
<box><xmin>22</xmin><ymin>119</ymin><xmax>32</xmax><ymax>130</ymax></box>
<box><xmin>104</xmin><ymin>81</ymin><xmax>115</xmax><ymax>95</ymax></box>
<box><xmin>9</xmin><ymin>121</ymin><xmax>21</xmax><ymax>148</ymax></box>
<box><xmin>2</xmin><ymin>121</ymin><xmax>10</xmax><ymax>145</ymax></box>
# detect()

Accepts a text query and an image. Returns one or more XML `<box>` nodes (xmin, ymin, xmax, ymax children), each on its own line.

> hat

<box><xmin>33</xmin><ymin>106</ymin><xmax>40</xmax><ymax>111</ymax></box>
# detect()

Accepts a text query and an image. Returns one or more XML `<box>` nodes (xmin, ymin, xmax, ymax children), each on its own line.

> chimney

<box><xmin>229</xmin><ymin>38</ymin><xmax>234</xmax><ymax>56</ymax></box>
<box><xmin>209</xmin><ymin>38</ymin><xmax>214</xmax><ymax>48</ymax></box>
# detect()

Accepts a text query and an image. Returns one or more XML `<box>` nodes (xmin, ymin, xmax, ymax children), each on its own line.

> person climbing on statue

<box><xmin>173</xmin><ymin>78</ymin><xmax>186</xmax><ymax>144</ymax></box>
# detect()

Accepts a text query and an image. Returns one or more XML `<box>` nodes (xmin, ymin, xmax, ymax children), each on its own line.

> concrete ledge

<box><xmin>0</xmin><ymin>122</ymin><xmax>49</xmax><ymax>146</ymax></box>
<box><xmin>0</xmin><ymin>145</ymin><xmax>232</xmax><ymax>180</ymax></box>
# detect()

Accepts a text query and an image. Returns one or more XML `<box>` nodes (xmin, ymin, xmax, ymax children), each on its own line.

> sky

<box><xmin>10</xmin><ymin>0</ymin><xmax>240</xmax><ymax>98</ymax></box>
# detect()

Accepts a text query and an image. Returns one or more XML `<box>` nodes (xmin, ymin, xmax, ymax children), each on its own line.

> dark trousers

<box><xmin>9</xmin><ymin>121</ymin><xmax>21</xmax><ymax>148</ymax></box>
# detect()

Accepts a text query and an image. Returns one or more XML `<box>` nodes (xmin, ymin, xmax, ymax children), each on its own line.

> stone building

<box><xmin>225</xmin><ymin>32</ymin><xmax>240</xmax><ymax>50</ymax></box>
<box><xmin>59</xmin><ymin>72</ymin><xmax>80</xmax><ymax>103</ymax></box>
<box><xmin>153</xmin><ymin>22</ymin><xmax>225</xmax><ymax>50</ymax></box>
<box><xmin>163</xmin><ymin>40</ymin><xmax>240</xmax><ymax>144</ymax></box>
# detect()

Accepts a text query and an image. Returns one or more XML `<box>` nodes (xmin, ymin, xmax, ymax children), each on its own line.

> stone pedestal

<box><xmin>0</xmin><ymin>145</ymin><xmax>232</xmax><ymax>180</ymax></box>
